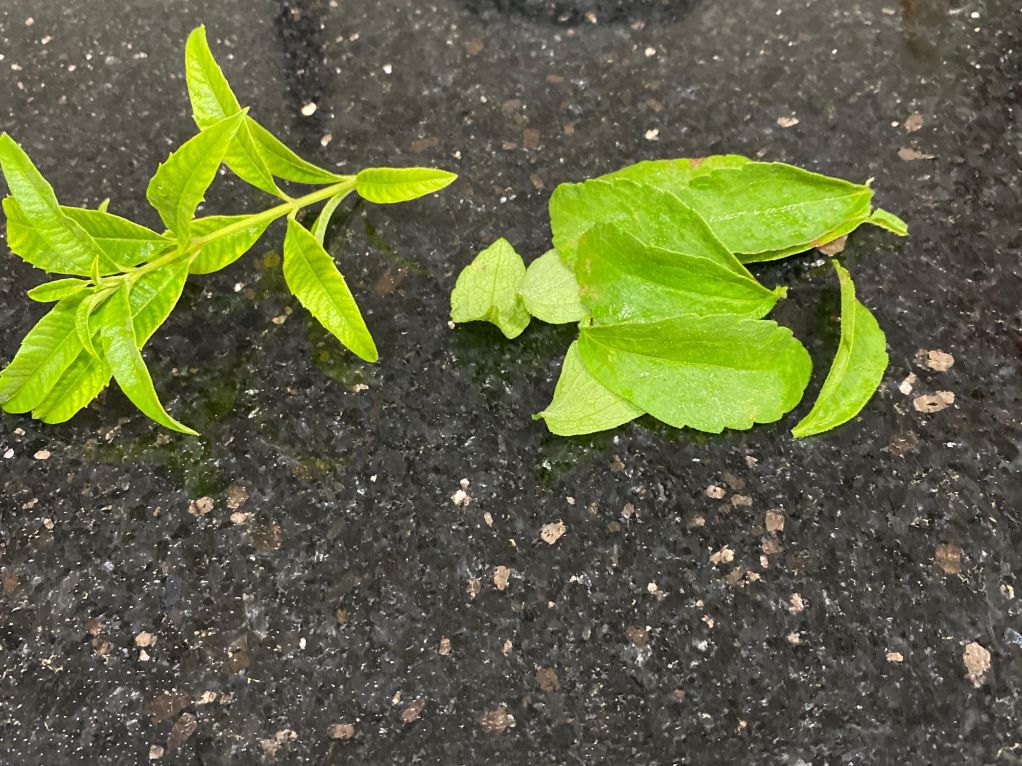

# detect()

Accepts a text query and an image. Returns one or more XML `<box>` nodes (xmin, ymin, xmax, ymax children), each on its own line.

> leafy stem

<box><xmin>0</xmin><ymin>27</ymin><xmax>456</xmax><ymax>434</ymax></box>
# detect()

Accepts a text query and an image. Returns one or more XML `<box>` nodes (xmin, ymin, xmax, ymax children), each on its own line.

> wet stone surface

<box><xmin>0</xmin><ymin>1</ymin><xmax>1020</xmax><ymax>763</ymax></box>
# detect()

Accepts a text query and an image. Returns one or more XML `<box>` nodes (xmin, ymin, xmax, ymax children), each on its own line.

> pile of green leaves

<box><xmin>450</xmin><ymin>156</ymin><xmax>906</xmax><ymax>437</ymax></box>
<box><xmin>0</xmin><ymin>26</ymin><xmax>455</xmax><ymax>434</ymax></box>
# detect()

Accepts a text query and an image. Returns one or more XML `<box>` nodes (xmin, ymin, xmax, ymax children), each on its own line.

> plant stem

<box><xmin>108</xmin><ymin>177</ymin><xmax>357</xmax><ymax>286</ymax></box>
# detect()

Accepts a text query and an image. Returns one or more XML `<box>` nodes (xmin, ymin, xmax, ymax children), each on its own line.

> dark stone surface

<box><xmin>0</xmin><ymin>1</ymin><xmax>1020</xmax><ymax>763</ymax></box>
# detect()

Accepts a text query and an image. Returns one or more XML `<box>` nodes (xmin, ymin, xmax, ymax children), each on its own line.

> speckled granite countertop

<box><xmin>0</xmin><ymin>1</ymin><xmax>1020</xmax><ymax>763</ymax></box>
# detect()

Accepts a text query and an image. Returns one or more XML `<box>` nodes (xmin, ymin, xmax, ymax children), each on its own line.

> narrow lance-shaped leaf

<box><xmin>27</xmin><ymin>278</ymin><xmax>88</xmax><ymax>303</ymax></box>
<box><xmin>517</xmin><ymin>249</ymin><xmax>588</xmax><ymax>325</ymax></box>
<box><xmin>99</xmin><ymin>282</ymin><xmax>198</xmax><ymax>435</ymax></box>
<box><xmin>282</xmin><ymin>217</ymin><xmax>378</xmax><ymax>362</ymax></box>
<box><xmin>535</xmin><ymin>341</ymin><xmax>643</xmax><ymax>436</ymax></box>
<box><xmin>0</xmin><ymin>292</ymin><xmax>86</xmax><ymax>413</ymax></box>
<box><xmin>184</xmin><ymin>26</ymin><xmax>280</xmax><ymax>196</ymax></box>
<box><xmin>61</xmin><ymin>206</ymin><xmax>169</xmax><ymax>269</ymax></box>
<box><xmin>792</xmin><ymin>262</ymin><xmax>889</xmax><ymax>437</ymax></box>
<box><xmin>0</xmin><ymin>134</ymin><xmax>120</xmax><ymax>274</ymax></box>
<box><xmin>355</xmin><ymin>167</ymin><xmax>458</xmax><ymax>204</ymax></box>
<box><xmin>246</xmin><ymin>119</ymin><xmax>345</xmax><ymax>185</ymax></box>
<box><xmin>575</xmin><ymin>223</ymin><xmax>784</xmax><ymax>325</ymax></box>
<box><xmin>32</xmin><ymin>261</ymin><xmax>191</xmax><ymax>424</ymax></box>
<box><xmin>313</xmin><ymin>192</ymin><xmax>352</xmax><ymax>245</ymax></box>
<box><xmin>450</xmin><ymin>238</ymin><xmax>531</xmax><ymax>339</ymax></box>
<box><xmin>189</xmin><ymin>214</ymin><xmax>271</xmax><ymax>274</ymax></box>
<box><xmin>75</xmin><ymin>288</ymin><xmax>113</xmax><ymax>360</ymax></box>
<box><xmin>145</xmin><ymin>111</ymin><xmax>244</xmax><ymax>243</ymax></box>
<box><xmin>578</xmin><ymin>315</ymin><xmax>812</xmax><ymax>433</ymax></box>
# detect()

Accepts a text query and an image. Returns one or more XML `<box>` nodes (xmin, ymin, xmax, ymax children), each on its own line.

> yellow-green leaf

<box><xmin>189</xmin><ymin>215</ymin><xmax>271</xmax><ymax>274</ymax></box>
<box><xmin>61</xmin><ymin>206</ymin><xmax>168</xmax><ymax>269</ymax></box>
<box><xmin>0</xmin><ymin>293</ymin><xmax>86</xmax><ymax>413</ymax></box>
<box><xmin>185</xmin><ymin>26</ymin><xmax>280</xmax><ymax>196</ymax></box>
<box><xmin>0</xmin><ymin>132</ymin><xmax>120</xmax><ymax>275</ymax></box>
<box><xmin>355</xmin><ymin>167</ymin><xmax>457</xmax><ymax>204</ymax></box>
<box><xmin>31</xmin><ymin>261</ymin><xmax>191</xmax><ymax>424</ymax></box>
<box><xmin>246</xmin><ymin>119</ymin><xmax>344</xmax><ymax>185</ymax></box>
<box><xmin>27</xmin><ymin>278</ymin><xmax>88</xmax><ymax>303</ymax></box>
<box><xmin>145</xmin><ymin>112</ymin><xmax>244</xmax><ymax>242</ymax></box>
<box><xmin>282</xmin><ymin>217</ymin><xmax>377</xmax><ymax>362</ymax></box>
<box><xmin>99</xmin><ymin>283</ymin><xmax>198</xmax><ymax>435</ymax></box>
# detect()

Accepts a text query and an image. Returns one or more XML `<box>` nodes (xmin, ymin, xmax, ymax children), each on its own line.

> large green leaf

<box><xmin>517</xmin><ymin>249</ymin><xmax>587</xmax><ymax>325</ymax></box>
<box><xmin>600</xmin><ymin>155</ymin><xmax>750</xmax><ymax>186</ymax></box>
<box><xmin>31</xmin><ymin>262</ymin><xmax>191</xmax><ymax>424</ymax></box>
<box><xmin>355</xmin><ymin>167</ymin><xmax>458</xmax><ymax>204</ymax></box>
<box><xmin>792</xmin><ymin>262</ymin><xmax>888</xmax><ymax>437</ymax></box>
<box><xmin>27</xmin><ymin>278</ymin><xmax>88</xmax><ymax>303</ymax></box>
<box><xmin>189</xmin><ymin>214</ymin><xmax>271</xmax><ymax>274</ymax></box>
<box><xmin>550</xmin><ymin>178</ymin><xmax>749</xmax><ymax>271</ymax></box>
<box><xmin>450</xmin><ymin>238</ymin><xmax>531</xmax><ymax>339</ymax></box>
<box><xmin>0</xmin><ymin>134</ymin><xmax>120</xmax><ymax>274</ymax></box>
<box><xmin>595</xmin><ymin>157</ymin><xmax>907</xmax><ymax>262</ymax></box>
<box><xmin>99</xmin><ymin>282</ymin><xmax>197</xmax><ymax>435</ymax></box>
<box><xmin>575</xmin><ymin>223</ymin><xmax>783</xmax><ymax>325</ymax></box>
<box><xmin>185</xmin><ymin>26</ymin><xmax>280</xmax><ymax>196</ymax></box>
<box><xmin>535</xmin><ymin>340</ymin><xmax>643</xmax><ymax>436</ymax></box>
<box><xmin>61</xmin><ymin>206</ymin><xmax>168</xmax><ymax>268</ymax></box>
<box><xmin>0</xmin><ymin>293</ymin><xmax>86</xmax><ymax>413</ymax></box>
<box><xmin>282</xmin><ymin>217</ymin><xmax>377</xmax><ymax>362</ymax></box>
<box><xmin>578</xmin><ymin>316</ymin><xmax>812</xmax><ymax>433</ymax></box>
<box><xmin>145</xmin><ymin>112</ymin><xmax>244</xmax><ymax>242</ymax></box>
<box><xmin>246</xmin><ymin>119</ymin><xmax>344</xmax><ymax>186</ymax></box>
<box><xmin>662</xmin><ymin>162</ymin><xmax>884</xmax><ymax>262</ymax></box>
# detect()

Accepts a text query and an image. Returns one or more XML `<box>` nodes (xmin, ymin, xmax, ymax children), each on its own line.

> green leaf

<box><xmin>600</xmin><ymin>155</ymin><xmax>750</xmax><ymax>186</ymax></box>
<box><xmin>792</xmin><ymin>262</ymin><xmax>888</xmax><ymax>437</ymax></box>
<box><xmin>578</xmin><ymin>316</ymin><xmax>812</xmax><ymax>433</ymax></box>
<box><xmin>99</xmin><ymin>282</ymin><xmax>197</xmax><ymax>435</ymax></box>
<box><xmin>185</xmin><ymin>26</ymin><xmax>281</xmax><ymax>196</ymax></box>
<box><xmin>0</xmin><ymin>292</ymin><xmax>86</xmax><ymax>413</ymax></box>
<box><xmin>27</xmin><ymin>278</ymin><xmax>88</xmax><ymax>303</ymax></box>
<box><xmin>189</xmin><ymin>214</ymin><xmax>271</xmax><ymax>274</ymax></box>
<box><xmin>518</xmin><ymin>249</ymin><xmax>587</xmax><ymax>325</ymax></box>
<box><xmin>355</xmin><ymin>167</ymin><xmax>458</xmax><ymax>204</ymax></box>
<box><xmin>246</xmin><ymin>119</ymin><xmax>344</xmax><ymax>185</ymax></box>
<box><xmin>145</xmin><ymin>112</ymin><xmax>244</xmax><ymax>243</ymax></box>
<box><xmin>282</xmin><ymin>217</ymin><xmax>378</xmax><ymax>362</ymax></box>
<box><xmin>0</xmin><ymin>135</ymin><xmax>119</xmax><ymax>274</ymax></box>
<box><xmin>867</xmin><ymin>208</ymin><xmax>908</xmax><ymax>236</ymax></box>
<box><xmin>668</xmin><ymin>163</ymin><xmax>874</xmax><ymax>262</ymax></box>
<box><xmin>61</xmin><ymin>206</ymin><xmax>168</xmax><ymax>268</ymax></box>
<box><xmin>450</xmin><ymin>238</ymin><xmax>531</xmax><ymax>339</ymax></box>
<box><xmin>185</xmin><ymin>26</ymin><xmax>241</xmax><ymax>124</ymax></box>
<box><xmin>97</xmin><ymin>198</ymin><xmax>110</xmax><ymax>213</ymax></box>
<box><xmin>313</xmin><ymin>192</ymin><xmax>352</xmax><ymax>245</ymax></box>
<box><xmin>31</xmin><ymin>261</ymin><xmax>191</xmax><ymax>424</ymax></box>
<box><xmin>75</xmin><ymin>289</ymin><xmax>112</xmax><ymax>360</ymax></box>
<box><xmin>575</xmin><ymin>223</ymin><xmax>784</xmax><ymax>325</ymax></box>
<box><xmin>535</xmin><ymin>340</ymin><xmax>643</xmax><ymax>436</ymax></box>
<box><xmin>550</xmin><ymin>178</ymin><xmax>749</xmax><ymax>271</ymax></box>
